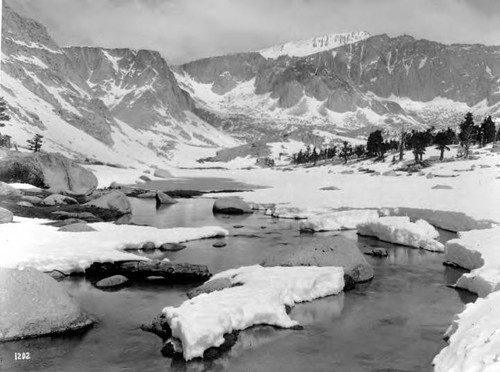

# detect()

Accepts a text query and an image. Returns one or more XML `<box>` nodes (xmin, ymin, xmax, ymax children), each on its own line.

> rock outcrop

<box><xmin>0</xmin><ymin>267</ymin><xmax>93</xmax><ymax>341</ymax></box>
<box><xmin>84</xmin><ymin>191</ymin><xmax>132</xmax><ymax>215</ymax></box>
<box><xmin>0</xmin><ymin>152</ymin><xmax>98</xmax><ymax>195</ymax></box>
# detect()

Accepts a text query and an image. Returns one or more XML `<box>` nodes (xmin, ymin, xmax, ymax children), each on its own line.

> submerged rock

<box><xmin>262</xmin><ymin>236</ymin><xmax>374</xmax><ymax>282</ymax></box>
<box><xmin>95</xmin><ymin>275</ymin><xmax>129</xmax><ymax>288</ymax></box>
<box><xmin>212</xmin><ymin>242</ymin><xmax>227</xmax><ymax>248</ymax></box>
<box><xmin>162</xmin><ymin>331</ymin><xmax>239</xmax><ymax>360</ymax></box>
<box><xmin>213</xmin><ymin>197</ymin><xmax>252</xmax><ymax>215</ymax></box>
<box><xmin>0</xmin><ymin>267</ymin><xmax>93</xmax><ymax>341</ymax></box>
<box><xmin>364</xmin><ymin>248</ymin><xmax>389</xmax><ymax>257</ymax></box>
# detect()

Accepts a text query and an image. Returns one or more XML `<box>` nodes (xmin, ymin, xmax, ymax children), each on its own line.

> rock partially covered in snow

<box><xmin>433</xmin><ymin>290</ymin><xmax>500</xmax><ymax>372</ymax></box>
<box><xmin>95</xmin><ymin>275</ymin><xmax>129</xmax><ymax>288</ymax></box>
<box><xmin>0</xmin><ymin>267</ymin><xmax>93</xmax><ymax>341</ymax></box>
<box><xmin>84</xmin><ymin>191</ymin><xmax>132</xmax><ymax>215</ymax></box>
<box><xmin>162</xmin><ymin>265</ymin><xmax>344</xmax><ymax>361</ymax></box>
<box><xmin>357</xmin><ymin>216</ymin><xmax>444</xmax><ymax>252</ymax></box>
<box><xmin>58</xmin><ymin>223</ymin><xmax>96</xmax><ymax>232</ymax></box>
<box><xmin>0</xmin><ymin>152</ymin><xmax>98</xmax><ymax>195</ymax></box>
<box><xmin>445</xmin><ymin>227</ymin><xmax>500</xmax><ymax>297</ymax></box>
<box><xmin>262</xmin><ymin>236</ymin><xmax>373</xmax><ymax>282</ymax></box>
<box><xmin>187</xmin><ymin>277</ymin><xmax>233</xmax><ymax>299</ymax></box>
<box><xmin>212</xmin><ymin>197</ymin><xmax>252</xmax><ymax>214</ymax></box>
<box><xmin>41</xmin><ymin>194</ymin><xmax>78</xmax><ymax>206</ymax></box>
<box><xmin>270</xmin><ymin>206</ymin><xmax>336</xmax><ymax>219</ymax></box>
<box><xmin>299</xmin><ymin>209</ymin><xmax>379</xmax><ymax>232</ymax></box>
<box><xmin>0</xmin><ymin>181</ymin><xmax>20</xmax><ymax>196</ymax></box>
<box><xmin>0</xmin><ymin>207</ymin><xmax>14</xmax><ymax>224</ymax></box>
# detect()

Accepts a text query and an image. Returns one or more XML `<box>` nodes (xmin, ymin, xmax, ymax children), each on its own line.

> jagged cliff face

<box><xmin>0</xmin><ymin>4</ymin><xmax>237</xmax><ymax>165</ymax></box>
<box><xmin>176</xmin><ymin>34</ymin><xmax>500</xmax><ymax>141</ymax></box>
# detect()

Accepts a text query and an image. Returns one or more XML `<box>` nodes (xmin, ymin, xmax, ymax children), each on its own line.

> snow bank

<box><xmin>270</xmin><ymin>206</ymin><xmax>338</xmax><ymax>219</ymax></box>
<box><xmin>7</xmin><ymin>183</ymin><xmax>42</xmax><ymax>190</ymax></box>
<box><xmin>445</xmin><ymin>227</ymin><xmax>500</xmax><ymax>297</ymax></box>
<box><xmin>433</xmin><ymin>290</ymin><xmax>500</xmax><ymax>372</ymax></box>
<box><xmin>299</xmin><ymin>209</ymin><xmax>379</xmax><ymax>231</ymax></box>
<box><xmin>0</xmin><ymin>217</ymin><xmax>228</xmax><ymax>273</ymax></box>
<box><xmin>162</xmin><ymin>265</ymin><xmax>344</xmax><ymax>361</ymax></box>
<box><xmin>357</xmin><ymin>216</ymin><xmax>444</xmax><ymax>252</ymax></box>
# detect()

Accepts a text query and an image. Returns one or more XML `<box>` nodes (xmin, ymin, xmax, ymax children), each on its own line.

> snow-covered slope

<box><xmin>0</xmin><ymin>4</ymin><xmax>238</xmax><ymax>167</ymax></box>
<box><xmin>259</xmin><ymin>31</ymin><xmax>371</xmax><ymax>59</ymax></box>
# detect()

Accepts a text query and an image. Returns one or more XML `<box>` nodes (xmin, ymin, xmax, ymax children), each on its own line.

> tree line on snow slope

<box><xmin>292</xmin><ymin>113</ymin><xmax>498</xmax><ymax>166</ymax></box>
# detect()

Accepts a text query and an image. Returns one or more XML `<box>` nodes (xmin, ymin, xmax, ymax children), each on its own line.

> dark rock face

<box><xmin>0</xmin><ymin>152</ymin><xmax>98</xmax><ymax>196</ymax></box>
<box><xmin>213</xmin><ymin>197</ymin><xmax>252</xmax><ymax>215</ymax></box>
<box><xmin>262</xmin><ymin>236</ymin><xmax>374</xmax><ymax>282</ymax></box>
<box><xmin>0</xmin><ymin>268</ymin><xmax>93</xmax><ymax>341</ymax></box>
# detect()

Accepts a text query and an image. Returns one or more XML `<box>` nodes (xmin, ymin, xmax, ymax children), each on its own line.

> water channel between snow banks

<box><xmin>0</xmin><ymin>178</ymin><xmax>476</xmax><ymax>372</ymax></box>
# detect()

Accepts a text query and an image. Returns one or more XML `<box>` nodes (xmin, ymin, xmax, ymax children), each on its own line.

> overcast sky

<box><xmin>8</xmin><ymin>0</ymin><xmax>500</xmax><ymax>65</ymax></box>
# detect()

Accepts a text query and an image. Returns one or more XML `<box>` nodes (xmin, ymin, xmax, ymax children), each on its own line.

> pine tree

<box><xmin>27</xmin><ymin>134</ymin><xmax>43</xmax><ymax>152</ymax></box>
<box><xmin>354</xmin><ymin>145</ymin><xmax>365</xmax><ymax>158</ymax></box>
<box><xmin>434</xmin><ymin>128</ymin><xmax>455</xmax><ymax>161</ymax></box>
<box><xmin>481</xmin><ymin>116</ymin><xmax>496</xmax><ymax>146</ymax></box>
<box><xmin>459</xmin><ymin>112</ymin><xmax>479</xmax><ymax>158</ymax></box>
<box><xmin>339</xmin><ymin>141</ymin><xmax>352</xmax><ymax>164</ymax></box>
<box><xmin>366</xmin><ymin>130</ymin><xmax>384</xmax><ymax>159</ymax></box>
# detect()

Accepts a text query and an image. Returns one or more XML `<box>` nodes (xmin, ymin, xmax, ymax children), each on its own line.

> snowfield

<box><xmin>163</xmin><ymin>265</ymin><xmax>345</xmax><ymax>361</ymax></box>
<box><xmin>0</xmin><ymin>217</ymin><xmax>228</xmax><ymax>273</ymax></box>
<box><xmin>445</xmin><ymin>227</ymin><xmax>500</xmax><ymax>297</ymax></box>
<box><xmin>357</xmin><ymin>216</ymin><xmax>444</xmax><ymax>252</ymax></box>
<box><xmin>433</xmin><ymin>290</ymin><xmax>500</xmax><ymax>372</ymax></box>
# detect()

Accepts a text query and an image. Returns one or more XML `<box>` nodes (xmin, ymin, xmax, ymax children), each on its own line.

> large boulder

<box><xmin>0</xmin><ymin>152</ymin><xmax>98</xmax><ymax>196</ymax></box>
<box><xmin>213</xmin><ymin>197</ymin><xmax>252</xmax><ymax>215</ymax></box>
<box><xmin>155</xmin><ymin>191</ymin><xmax>178</xmax><ymax>205</ymax></box>
<box><xmin>84</xmin><ymin>191</ymin><xmax>132</xmax><ymax>215</ymax></box>
<box><xmin>0</xmin><ymin>181</ymin><xmax>20</xmax><ymax>196</ymax></box>
<box><xmin>0</xmin><ymin>207</ymin><xmax>14</xmax><ymax>224</ymax></box>
<box><xmin>0</xmin><ymin>267</ymin><xmax>93</xmax><ymax>341</ymax></box>
<box><xmin>153</xmin><ymin>169</ymin><xmax>173</xmax><ymax>178</ymax></box>
<box><xmin>262</xmin><ymin>236</ymin><xmax>374</xmax><ymax>282</ymax></box>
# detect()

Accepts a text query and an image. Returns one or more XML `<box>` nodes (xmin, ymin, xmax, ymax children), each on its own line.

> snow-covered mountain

<box><xmin>176</xmin><ymin>34</ymin><xmax>500</xmax><ymax>142</ymax></box>
<box><xmin>259</xmin><ymin>31</ymin><xmax>371</xmax><ymax>59</ymax></box>
<box><xmin>0</xmin><ymin>4</ymin><xmax>238</xmax><ymax>167</ymax></box>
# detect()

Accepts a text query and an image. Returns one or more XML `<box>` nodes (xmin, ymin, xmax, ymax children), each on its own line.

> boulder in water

<box><xmin>84</xmin><ymin>191</ymin><xmax>132</xmax><ymax>215</ymax></box>
<box><xmin>95</xmin><ymin>275</ymin><xmax>129</xmax><ymax>288</ymax></box>
<box><xmin>213</xmin><ymin>197</ymin><xmax>252</xmax><ymax>215</ymax></box>
<box><xmin>0</xmin><ymin>267</ymin><xmax>93</xmax><ymax>341</ymax></box>
<box><xmin>156</xmin><ymin>191</ymin><xmax>178</xmax><ymax>206</ymax></box>
<box><xmin>262</xmin><ymin>236</ymin><xmax>374</xmax><ymax>282</ymax></box>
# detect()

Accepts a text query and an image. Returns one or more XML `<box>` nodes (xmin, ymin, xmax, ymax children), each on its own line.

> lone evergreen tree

<box><xmin>0</xmin><ymin>97</ymin><xmax>9</xmax><ymax>127</ymax></box>
<box><xmin>27</xmin><ymin>134</ymin><xmax>43</xmax><ymax>152</ymax></box>
<box><xmin>366</xmin><ymin>130</ymin><xmax>384</xmax><ymax>160</ymax></box>
<box><xmin>459</xmin><ymin>112</ymin><xmax>478</xmax><ymax>158</ymax></box>
<box><xmin>434</xmin><ymin>128</ymin><xmax>456</xmax><ymax>161</ymax></box>
<box><xmin>339</xmin><ymin>141</ymin><xmax>352</xmax><ymax>164</ymax></box>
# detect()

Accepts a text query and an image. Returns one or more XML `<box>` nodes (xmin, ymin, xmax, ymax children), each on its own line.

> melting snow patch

<box><xmin>299</xmin><ymin>209</ymin><xmax>379</xmax><ymax>231</ymax></box>
<box><xmin>433</xmin><ymin>290</ymin><xmax>500</xmax><ymax>372</ymax></box>
<box><xmin>0</xmin><ymin>217</ymin><xmax>228</xmax><ymax>273</ymax></box>
<box><xmin>162</xmin><ymin>265</ymin><xmax>344</xmax><ymax>361</ymax></box>
<box><xmin>357</xmin><ymin>216</ymin><xmax>444</xmax><ymax>252</ymax></box>
<box><xmin>445</xmin><ymin>226</ymin><xmax>500</xmax><ymax>297</ymax></box>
